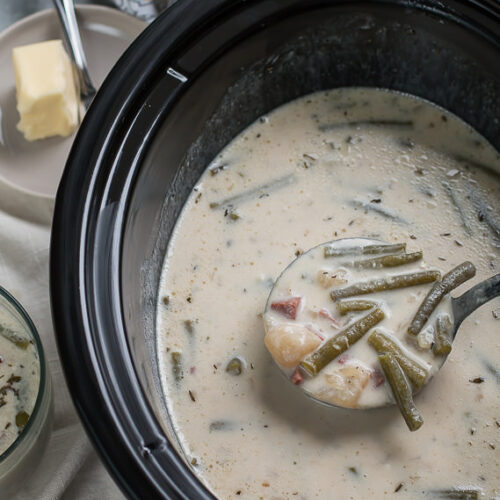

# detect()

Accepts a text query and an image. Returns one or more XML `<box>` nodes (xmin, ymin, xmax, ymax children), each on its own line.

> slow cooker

<box><xmin>50</xmin><ymin>0</ymin><xmax>500</xmax><ymax>497</ymax></box>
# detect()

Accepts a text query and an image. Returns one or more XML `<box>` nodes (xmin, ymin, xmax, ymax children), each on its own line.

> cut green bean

<box><xmin>481</xmin><ymin>357</ymin><xmax>500</xmax><ymax>385</ymax></box>
<box><xmin>330</xmin><ymin>270</ymin><xmax>441</xmax><ymax>301</ymax></box>
<box><xmin>349</xmin><ymin>199</ymin><xmax>408</xmax><ymax>224</ymax></box>
<box><xmin>378</xmin><ymin>353</ymin><xmax>423</xmax><ymax>431</ymax></box>
<box><xmin>408</xmin><ymin>262</ymin><xmax>476</xmax><ymax>335</ymax></box>
<box><xmin>209</xmin><ymin>420</ymin><xmax>234</xmax><ymax>432</ymax></box>
<box><xmin>337</xmin><ymin>300</ymin><xmax>376</xmax><ymax>315</ymax></box>
<box><xmin>468</xmin><ymin>183</ymin><xmax>500</xmax><ymax>245</ymax></box>
<box><xmin>0</xmin><ymin>324</ymin><xmax>29</xmax><ymax>350</ymax></box>
<box><xmin>433</xmin><ymin>315</ymin><xmax>453</xmax><ymax>356</ymax></box>
<box><xmin>209</xmin><ymin>174</ymin><xmax>295</xmax><ymax>209</ymax></box>
<box><xmin>431</xmin><ymin>488</ymin><xmax>481</xmax><ymax>499</ymax></box>
<box><xmin>368</xmin><ymin>330</ymin><xmax>429</xmax><ymax>390</ymax></box>
<box><xmin>171</xmin><ymin>352</ymin><xmax>183</xmax><ymax>383</ymax></box>
<box><xmin>418</xmin><ymin>184</ymin><xmax>435</xmax><ymax>198</ymax></box>
<box><xmin>324</xmin><ymin>242</ymin><xmax>406</xmax><ymax>258</ymax></box>
<box><xmin>319</xmin><ymin>120</ymin><xmax>413</xmax><ymax>132</ymax></box>
<box><xmin>442</xmin><ymin>181</ymin><xmax>473</xmax><ymax>235</ymax></box>
<box><xmin>300</xmin><ymin>308</ymin><xmax>384</xmax><ymax>376</ymax></box>
<box><xmin>226</xmin><ymin>357</ymin><xmax>243</xmax><ymax>376</ymax></box>
<box><xmin>343</xmin><ymin>251</ymin><xmax>423</xmax><ymax>269</ymax></box>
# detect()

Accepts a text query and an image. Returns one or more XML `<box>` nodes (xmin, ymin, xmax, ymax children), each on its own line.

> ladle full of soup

<box><xmin>264</xmin><ymin>237</ymin><xmax>499</xmax><ymax>430</ymax></box>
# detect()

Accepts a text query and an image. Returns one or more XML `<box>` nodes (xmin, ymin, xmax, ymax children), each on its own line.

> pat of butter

<box><xmin>12</xmin><ymin>40</ymin><xmax>79</xmax><ymax>141</ymax></box>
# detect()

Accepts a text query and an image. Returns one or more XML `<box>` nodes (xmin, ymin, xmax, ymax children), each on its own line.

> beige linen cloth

<box><xmin>0</xmin><ymin>2</ymin><xmax>181</xmax><ymax>496</ymax></box>
<box><xmin>0</xmin><ymin>183</ymin><xmax>123</xmax><ymax>498</ymax></box>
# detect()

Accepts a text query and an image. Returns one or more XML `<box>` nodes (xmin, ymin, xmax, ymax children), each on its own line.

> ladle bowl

<box><xmin>265</xmin><ymin>238</ymin><xmax>500</xmax><ymax>410</ymax></box>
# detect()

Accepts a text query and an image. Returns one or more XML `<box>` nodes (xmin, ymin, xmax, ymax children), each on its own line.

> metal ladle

<box><xmin>265</xmin><ymin>238</ymin><xmax>500</xmax><ymax>410</ymax></box>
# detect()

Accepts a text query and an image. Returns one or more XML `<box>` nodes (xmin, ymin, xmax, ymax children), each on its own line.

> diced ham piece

<box><xmin>290</xmin><ymin>368</ymin><xmax>304</xmax><ymax>385</ymax></box>
<box><xmin>270</xmin><ymin>297</ymin><xmax>301</xmax><ymax>320</ymax></box>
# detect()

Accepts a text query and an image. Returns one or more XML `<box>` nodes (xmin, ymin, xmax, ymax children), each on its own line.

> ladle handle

<box><xmin>452</xmin><ymin>273</ymin><xmax>500</xmax><ymax>332</ymax></box>
<box><xmin>53</xmin><ymin>0</ymin><xmax>96</xmax><ymax>100</ymax></box>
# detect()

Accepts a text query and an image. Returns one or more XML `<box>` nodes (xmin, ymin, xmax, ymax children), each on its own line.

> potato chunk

<box><xmin>264</xmin><ymin>322</ymin><xmax>321</xmax><ymax>368</ymax></box>
<box><xmin>314</xmin><ymin>364</ymin><xmax>371</xmax><ymax>408</ymax></box>
<box><xmin>317</xmin><ymin>269</ymin><xmax>347</xmax><ymax>289</ymax></box>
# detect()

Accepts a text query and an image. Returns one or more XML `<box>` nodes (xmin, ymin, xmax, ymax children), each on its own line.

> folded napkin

<box><xmin>0</xmin><ymin>184</ymin><xmax>123</xmax><ymax>499</ymax></box>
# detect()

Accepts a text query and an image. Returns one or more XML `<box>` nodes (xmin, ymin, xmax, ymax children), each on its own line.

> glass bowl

<box><xmin>0</xmin><ymin>285</ymin><xmax>52</xmax><ymax>497</ymax></box>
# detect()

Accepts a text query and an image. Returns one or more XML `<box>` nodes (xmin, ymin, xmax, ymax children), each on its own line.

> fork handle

<box><xmin>53</xmin><ymin>0</ymin><xmax>96</xmax><ymax>99</ymax></box>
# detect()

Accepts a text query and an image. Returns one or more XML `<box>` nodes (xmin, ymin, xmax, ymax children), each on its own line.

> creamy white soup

<box><xmin>157</xmin><ymin>88</ymin><xmax>500</xmax><ymax>499</ymax></box>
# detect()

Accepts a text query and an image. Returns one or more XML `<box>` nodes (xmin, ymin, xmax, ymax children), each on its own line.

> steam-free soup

<box><xmin>157</xmin><ymin>88</ymin><xmax>500</xmax><ymax>499</ymax></box>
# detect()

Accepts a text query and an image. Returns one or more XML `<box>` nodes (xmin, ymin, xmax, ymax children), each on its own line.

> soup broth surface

<box><xmin>157</xmin><ymin>88</ymin><xmax>500</xmax><ymax>499</ymax></box>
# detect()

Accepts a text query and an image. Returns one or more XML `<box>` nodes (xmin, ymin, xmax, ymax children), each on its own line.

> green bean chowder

<box><xmin>157</xmin><ymin>88</ymin><xmax>500</xmax><ymax>499</ymax></box>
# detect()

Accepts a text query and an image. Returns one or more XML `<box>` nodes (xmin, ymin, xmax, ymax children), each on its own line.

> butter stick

<box><xmin>12</xmin><ymin>40</ymin><xmax>79</xmax><ymax>141</ymax></box>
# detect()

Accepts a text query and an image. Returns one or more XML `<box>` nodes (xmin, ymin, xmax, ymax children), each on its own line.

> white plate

<box><xmin>0</xmin><ymin>5</ymin><xmax>145</xmax><ymax>200</ymax></box>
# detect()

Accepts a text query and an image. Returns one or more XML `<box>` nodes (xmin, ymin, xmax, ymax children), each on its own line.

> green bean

<box><xmin>171</xmin><ymin>352</ymin><xmax>183</xmax><ymax>383</ymax></box>
<box><xmin>348</xmin><ymin>199</ymin><xmax>408</xmax><ymax>224</ymax></box>
<box><xmin>344</xmin><ymin>251</ymin><xmax>423</xmax><ymax>269</ymax></box>
<box><xmin>480</xmin><ymin>357</ymin><xmax>500</xmax><ymax>385</ymax></box>
<box><xmin>330</xmin><ymin>270</ymin><xmax>441</xmax><ymax>301</ymax></box>
<box><xmin>209</xmin><ymin>174</ymin><xmax>295</xmax><ymax>209</ymax></box>
<box><xmin>431</xmin><ymin>488</ymin><xmax>481</xmax><ymax>499</ymax></box>
<box><xmin>324</xmin><ymin>242</ymin><xmax>406</xmax><ymax>258</ymax></box>
<box><xmin>433</xmin><ymin>315</ymin><xmax>453</xmax><ymax>356</ymax></box>
<box><xmin>319</xmin><ymin>120</ymin><xmax>413</xmax><ymax>132</ymax></box>
<box><xmin>418</xmin><ymin>184</ymin><xmax>435</xmax><ymax>198</ymax></box>
<box><xmin>337</xmin><ymin>300</ymin><xmax>376</xmax><ymax>315</ymax></box>
<box><xmin>468</xmin><ymin>183</ymin><xmax>500</xmax><ymax>245</ymax></box>
<box><xmin>378</xmin><ymin>353</ymin><xmax>423</xmax><ymax>431</ymax></box>
<box><xmin>300</xmin><ymin>308</ymin><xmax>384</xmax><ymax>376</ymax></box>
<box><xmin>0</xmin><ymin>325</ymin><xmax>29</xmax><ymax>350</ymax></box>
<box><xmin>226</xmin><ymin>357</ymin><xmax>243</xmax><ymax>375</ymax></box>
<box><xmin>408</xmin><ymin>262</ymin><xmax>476</xmax><ymax>335</ymax></box>
<box><xmin>442</xmin><ymin>181</ymin><xmax>473</xmax><ymax>235</ymax></box>
<box><xmin>209</xmin><ymin>420</ymin><xmax>234</xmax><ymax>432</ymax></box>
<box><xmin>368</xmin><ymin>330</ymin><xmax>429</xmax><ymax>390</ymax></box>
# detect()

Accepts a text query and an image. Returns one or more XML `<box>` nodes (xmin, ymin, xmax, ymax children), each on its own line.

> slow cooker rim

<box><xmin>51</xmin><ymin>1</ymin><xmax>232</xmax><ymax>497</ymax></box>
<box><xmin>50</xmin><ymin>0</ymin><xmax>500</xmax><ymax>498</ymax></box>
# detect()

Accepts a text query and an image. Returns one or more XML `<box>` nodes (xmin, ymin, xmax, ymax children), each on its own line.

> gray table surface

<box><xmin>1</xmin><ymin>0</ymin><xmax>118</xmax><ymax>32</ymax></box>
